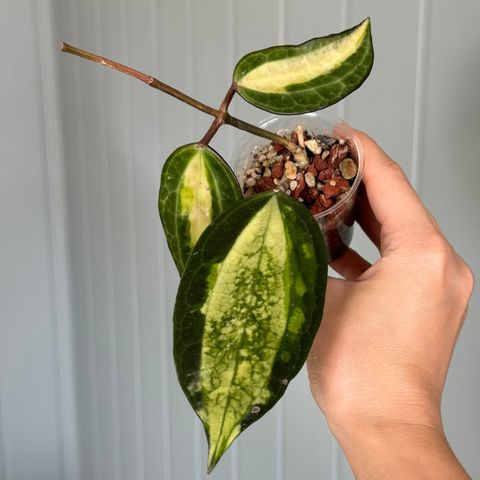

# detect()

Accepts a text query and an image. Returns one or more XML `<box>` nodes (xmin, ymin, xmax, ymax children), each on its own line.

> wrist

<box><xmin>328</xmin><ymin>418</ymin><xmax>469</xmax><ymax>479</ymax></box>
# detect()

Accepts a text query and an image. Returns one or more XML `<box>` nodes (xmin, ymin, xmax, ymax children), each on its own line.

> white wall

<box><xmin>0</xmin><ymin>1</ymin><xmax>78</xmax><ymax>479</ymax></box>
<box><xmin>1</xmin><ymin>0</ymin><xmax>479</xmax><ymax>479</ymax></box>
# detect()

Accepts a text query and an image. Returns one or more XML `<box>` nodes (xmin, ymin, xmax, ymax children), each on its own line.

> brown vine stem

<box><xmin>198</xmin><ymin>83</ymin><xmax>236</xmax><ymax>146</ymax></box>
<box><xmin>225</xmin><ymin>113</ymin><xmax>297</xmax><ymax>147</ymax></box>
<box><xmin>60</xmin><ymin>42</ymin><xmax>296</xmax><ymax>151</ymax></box>
<box><xmin>60</xmin><ymin>42</ymin><xmax>218</xmax><ymax>116</ymax></box>
<box><xmin>226</xmin><ymin>113</ymin><xmax>297</xmax><ymax>152</ymax></box>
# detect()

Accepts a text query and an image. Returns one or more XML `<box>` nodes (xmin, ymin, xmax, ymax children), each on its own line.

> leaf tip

<box><xmin>357</xmin><ymin>17</ymin><xmax>371</xmax><ymax>35</ymax></box>
<box><xmin>205</xmin><ymin>423</ymin><xmax>241</xmax><ymax>474</ymax></box>
<box><xmin>206</xmin><ymin>443</ymin><xmax>224</xmax><ymax>474</ymax></box>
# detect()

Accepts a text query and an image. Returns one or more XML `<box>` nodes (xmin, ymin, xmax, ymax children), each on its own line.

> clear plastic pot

<box><xmin>231</xmin><ymin>112</ymin><xmax>364</xmax><ymax>261</ymax></box>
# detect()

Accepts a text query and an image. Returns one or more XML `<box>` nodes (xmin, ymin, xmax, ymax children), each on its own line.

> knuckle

<box><xmin>409</xmin><ymin>235</ymin><xmax>462</xmax><ymax>292</ymax></box>
<box><xmin>457</xmin><ymin>260</ymin><xmax>475</xmax><ymax>300</ymax></box>
<box><xmin>425</xmin><ymin>234</ymin><xmax>450</xmax><ymax>256</ymax></box>
<box><xmin>447</xmin><ymin>261</ymin><xmax>475</xmax><ymax>319</ymax></box>
<box><xmin>385</xmin><ymin>159</ymin><xmax>406</xmax><ymax>179</ymax></box>
<box><xmin>421</xmin><ymin>242</ymin><xmax>476</xmax><ymax>306</ymax></box>
<box><xmin>418</xmin><ymin>234</ymin><xmax>451</xmax><ymax>269</ymax></box>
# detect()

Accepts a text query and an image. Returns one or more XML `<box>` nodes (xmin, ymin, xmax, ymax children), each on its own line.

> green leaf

<box><xmin>159</xmin><ymin>143</ymin><xmax>242</xmax><ymax>274</ymax></box>
<box><xmin>173</xmin><ymin>192</ymin><xmax>328</xmax><ymax>472</ymax></box>
<box><xmin>233</xmin><ymin>18</ymin><xmax>373</xmax><ymax>114</ymax></box>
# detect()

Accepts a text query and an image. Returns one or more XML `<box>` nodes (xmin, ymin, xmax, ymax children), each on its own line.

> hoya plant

<box><xmin>62</xmin><ymin>18</ymin><xmax>373</xmax><ymax>473</ymax></box>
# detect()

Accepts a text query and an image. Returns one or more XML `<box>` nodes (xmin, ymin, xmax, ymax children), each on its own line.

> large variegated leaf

<box><xmin>159</xmin><ymin>143</ymin><xmax>242</xmax><ymax>274</ymax></box>
<box><xmin>173</xmin><ymin>192</ymin><xmax>328</xmax><ymax>472</ymax></box>
<box><xmin>233</xmin><ymin>18</ymin><xmax>373</xmax><ymax>114</ymax></box>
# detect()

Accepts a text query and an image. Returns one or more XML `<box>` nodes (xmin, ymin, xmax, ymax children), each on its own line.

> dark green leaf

<box><xmin>173</xmin><ymin>192</ymin><xmax>328</xmax><ymax>472</ymax></box>
<box><xmin>159</xmin><ymin>143</ymin><xmax>242</xmax><ymax>274</ymax></box>
<box><xmin>233</xmin><ymin>18</ymin><xmax>373</xmax><ymax>114</ymax></box>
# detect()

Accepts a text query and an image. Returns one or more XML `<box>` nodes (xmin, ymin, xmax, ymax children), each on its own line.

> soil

<box><xmin>239</xmin><ymin>126</ymin><xmax>360</xmax><ymax>260</ymax></box>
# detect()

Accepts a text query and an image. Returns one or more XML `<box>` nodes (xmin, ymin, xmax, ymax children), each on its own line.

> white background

<box><xmin>1</xmin><ymin>0</ymin><xmax>479</xmax><ymax>479</ymax></box>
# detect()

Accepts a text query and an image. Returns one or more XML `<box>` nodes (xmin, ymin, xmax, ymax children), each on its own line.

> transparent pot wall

<box><xmin>232</xmin><ymin>113</ymin><xmax>364</xmax><ymax>261</ymax></box>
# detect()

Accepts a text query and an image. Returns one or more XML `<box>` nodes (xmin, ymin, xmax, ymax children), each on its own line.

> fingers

<box><xmin>355</xmin><ymin>183</ymin><xmax>381</xmax><ymax>249</ymax></box>
<box><xmin>352</xmin><ymin>130</ymin><xmax>436</xmax><ymax>242</ymax></box>
<box><xmin>329</xmin><ymin>247</ymin><xmax>371</xmax><ymax>280</ymax></box>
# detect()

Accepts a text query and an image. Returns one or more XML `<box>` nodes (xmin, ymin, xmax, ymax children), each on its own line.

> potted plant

<box><xmin>61</xmin><ymin>18</ymin><xmax>373</xmax><ymax>473</ymax></box>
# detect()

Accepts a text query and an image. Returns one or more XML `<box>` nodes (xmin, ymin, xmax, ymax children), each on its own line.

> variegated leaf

<box><xmin>233</xmin><ymin>18</ymin><xmax>373</xmax><ymax>114</ymax></box>
<box><xmin>173</xmin><ymin>192</ymin><xmax>328</xmax><ymax>472</ymax></box>
<box><xmin>159</xmin><ymin>143</ymin><xmax>242</xmax><ymax>274</ymax></box>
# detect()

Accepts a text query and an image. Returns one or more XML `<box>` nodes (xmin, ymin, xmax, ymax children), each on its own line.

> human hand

<box><xmin>307</xmin><ymin>131</ymin><xmax>474</xmax><ymax>479</ymax></box>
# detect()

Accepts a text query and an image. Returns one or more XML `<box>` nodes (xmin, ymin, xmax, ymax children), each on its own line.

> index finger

<box><xmin>352</xmin><ymin>130</ymin><xmax>436</xmax><ymax>244</ymax></box>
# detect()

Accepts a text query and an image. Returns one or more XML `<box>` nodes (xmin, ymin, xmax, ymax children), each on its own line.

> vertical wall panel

<box><xmin>35</xmin><ymin>0</ymin><xmax>81</xmax><ymax>478</ymax></box>
<box><xmin>347</xmin><ymin>2</ymin><xmax>419</xmax><ymax>172</ymax></box>
<box><xmin>0</xmin><ymin>0</ymin><xmax>71</xmax><ymax>479</ymax></box>
<box><xmin>147</xmin><ymin>1</ymin><xmax>173</xmax><ymax>478</ymax></box>
<box><xmin>0</xmin><ymin>396</ymin><xmax>5</xmax><ymax>479</ymax></box>
<box><xmin>421</xmin><ymin>2</ymin><xmax>480</xmax><ymax>477</ymax></box>
<box><xmin>94</xmin><ymin>0</ymin><xmax>126</xmax><ymax>477</ymax></box>
<box><xmin>410</xmin><ymin>0</ymin><xmax>430</xmax><ymax>191</ymax></box>
<box><xmin>57</xmin><ymin>0</ymin><xmax>103</xmax><ymax>475</ymax></box>
<box><xmin>78</xmin><ymin>3</ymin><xmax>122</xmax><ymax>480</ymax></box>
<box><xmin>124</xmin><ymin>3</ymin><xmax>165</xmax><ymax>479</ymax></box>
<box><xmin>0</xmin><ymin>400</ymin><xmax>5</xmax><ymax>479</ymax></box>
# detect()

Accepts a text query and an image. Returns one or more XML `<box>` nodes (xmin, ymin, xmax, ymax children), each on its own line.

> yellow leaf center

<box><xmin>238</xmin><ymin>19</ymin><xmax>369</xmax><ymax>93</ymax></box>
